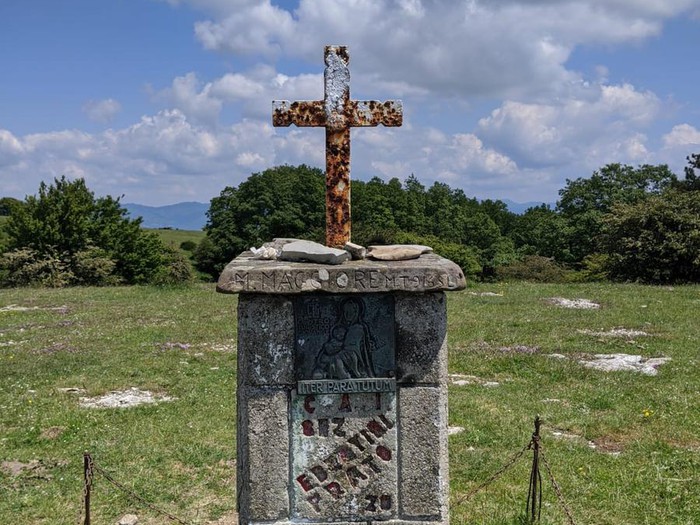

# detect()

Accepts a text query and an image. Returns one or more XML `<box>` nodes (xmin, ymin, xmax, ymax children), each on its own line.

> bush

<box><xmin>600</xmin><ymin>190</ymin><xmax>700</xmax><ymax>283</ymax></box>
<box><xmin>5</xmin><ymin>176</ymin><xmax>181</xmax><ymax>286</ymax></box>
<box><xmin>179</xmin><ymin>240</ymin><xmax>198</xmax><ymax>252</ymax></box>
<box><xmin>153</xmin><ymin>248</ymin><xmax>195</xmax><ymax>286</ymax></box>
<box><xmin>495</xmin><ymin>255</ymin><xmax>568</xmax><ymax>283</ymax></box>
<box><xmin>71</xmin><ymin>247</ymin><xmax>120</xmax><ymax>286</ymax></box>
<box><xmin>0</xmin><ymin>249</ymin><xmax>73</xmax><ymax>288</ymax></box>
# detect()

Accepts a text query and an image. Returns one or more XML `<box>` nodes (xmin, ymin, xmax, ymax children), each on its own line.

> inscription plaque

<box><xmin>292</xmin><ymin>294</ymin><xmax>397</xmax><ymax>521</ymax></box>
<box><xmin>291</xmin><ymin>391</ymin><xmax>397</xmax><ymax>521</ymax></box>
<box><xmin>294</xmin><ymin>295</ymin><xmax>395</xmax><ymax>383</ymax></box>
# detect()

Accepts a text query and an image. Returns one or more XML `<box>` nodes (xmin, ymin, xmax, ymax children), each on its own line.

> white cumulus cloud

<box><xmin>82</xmin><ymin>98</ymin><xmax>122</xmax><ymax>123</ymax></box>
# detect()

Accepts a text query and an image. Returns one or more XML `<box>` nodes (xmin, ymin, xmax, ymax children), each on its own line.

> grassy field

<box><xmin>147</xmin><ymin>229</ymin><xmax>206</xmax><ymax>252</ymax></box>
<box><xmin>1</xmin><ymin>282</ymin><xmax>698</xmax><ymax>524</ymax></box>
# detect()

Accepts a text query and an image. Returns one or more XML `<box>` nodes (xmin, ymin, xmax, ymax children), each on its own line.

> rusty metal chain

<box><xmin>77</xmin><ymin>452</ymin><xmax>94</xmax><ymax>525</ymax></box>
<box><xmin>91</xmin><ymin>462</ymin><xmax>191</xmax><ymax>525</ymax></box>
<box><xmin>452</xmin><ymin>441</ymin><xmax>531</xmax><ymax>508</ymax></box>
<box><xmin>540</xmin><ymin>449</ymin><xmax>578</xmax><ymax>525</ymax></box>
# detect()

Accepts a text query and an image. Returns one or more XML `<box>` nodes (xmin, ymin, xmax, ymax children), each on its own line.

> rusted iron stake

<box><xmin>526</xmin><ymin>416</ymin><xmax>543</xmax><ymax>523</ymax></box>
<box><xmin>83</xmin><ymin>452</ymin><xmax>93</xmax><ymax>525</ymax></box>
<box><xmin>273</xmin><ymin>45</ymin><xmax>402</xmax><ymax>247</ymax></box>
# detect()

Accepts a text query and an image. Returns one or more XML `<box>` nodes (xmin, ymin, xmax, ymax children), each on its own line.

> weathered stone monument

<box><xmin>217</xmin><ymin>46</ymin><xmax>466</xmax><ymax>525</ymax></box>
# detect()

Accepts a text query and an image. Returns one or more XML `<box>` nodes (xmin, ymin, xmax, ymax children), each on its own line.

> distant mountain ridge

<box><xmin>123</xmin><ymin>198</ymin><xmax>554</xmax><ymax>231</ymax></box>
<box><xmin>124</xmin><ymin>202</ymin><xmax>208</xmax><ymax>231</ymax></box>
<box><xmin>500</xmin><ymin>199</ymin><xmax>555</xmax><ymax>214</ymax></box>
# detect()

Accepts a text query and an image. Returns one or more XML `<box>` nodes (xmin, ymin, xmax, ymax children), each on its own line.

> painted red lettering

<box><xmin>376</xmin><ymin>445</ymin><xmax>392</xmax><ymax>461</ymax></box>
<box><xmin>324</xmin><ymin>482</ymin><xmax>344</xmax><ymax>499</ymax></box>
<box><xmin>339</xmin><ymin>393</ymin><xmax>352</xmax><ymax>412</ymax></box>
<box><xmin>297</xmin><ymin>474</ymin><xmax>314</xmax><ymax>492</ymax></box>
<box><xmin>304</xmin><ymin>395</ymin><xmax>316</xmax><ymax>414</ymax></box>
<box><xmin>302</xmin><ymin>420</ymin><xmax>314</xmax><ymax>436</ymax></box>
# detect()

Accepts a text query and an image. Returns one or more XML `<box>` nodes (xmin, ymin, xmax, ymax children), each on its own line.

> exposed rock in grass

<box><xmin>79</xmin><ymin>388</ymin><xmax>175</xmax><ymax>409</ymax></box>
<box><xmin>117</xmin><ymin>515</ymin><xmax>139</xmax><ymax>525</ymax></box>
<box><xmin>1</xmin><ymin>459</ymin><xmax>67</xmax><ymax>478</ymax></box>
<box><xmin>1</xmin><ymin>460</ymin><xmax>41</xmax><ymax>476</ymax></box>
<box><xmin>203</xmin><ymin>343</ymin><xmax>236</xmax><ymax>353</ymax></box>
<box><xmin>448</xmin><ymin>426</ymin><xmax>465</xmax><ymax>436</ymax></box>
<box><xmin>0</xmin><ymin>304</ymin><xmax>69</xmax><ymax>313</ymax></box>
<box><xmin>579</xmin><ymin>353</ymin><xmax>671</xmax><ymax>375</ymax></box>
<box><xmin>156</xmin><ymin>342</ymin><xmax>191</xmax><ymax>351</ymax></box>
<box><xmin>39</xmin><ymin>426</ymin><xmax>65</xmax><ymax>440</ymax></box>
<box><xmin>548</xmin><ymin>297</ymin><xmax>600</xmax><ymax>309</ymax></box>
<box><xmin>57</xmin><ymin>387</ymin><xmax>85</xmax><ymax>394</ymax></box>
<box><xmin>578</xmin><ymin>328</ymin><xmax>651</xmax><ymax>338</ymax></box>
<box><xmin>38</xmin><ymin>342</ymin><xmax>77</xmax><ymax>354</ymax></box>
<box><xmin>468</xmin><ymin>291</ymin><xmax>504</xmax><ymax>297</ymax></box>
<box><xmin>448</xmin><ymin>373</ymin><xmax>500</xmax><ymax>387</ymax></box>
<box><xmin>498</xmin><ymin>345</ymin><xmax>541</xmax><ymax>355</ymax></box>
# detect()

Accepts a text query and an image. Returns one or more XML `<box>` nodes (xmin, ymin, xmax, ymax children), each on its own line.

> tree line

<box><xmin>193</xmin><ymin>156</ymin><xmax>700</xmax><ymax>284</ymax></box>
<box><xmin>1</xmin><ymin>154</ymin><xmax>699</xmax><ymax>286</ymax></box>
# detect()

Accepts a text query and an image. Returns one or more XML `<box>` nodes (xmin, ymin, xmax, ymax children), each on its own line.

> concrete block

<box><xmin>397</xmin><ymin>386</ymin><xmax>449</xmax><ymax>522</ymax></box>
<box><xmin>237</xmin><ymin>388</ymin><xmax>290</xmax><ymax>521</ymax></box>
<box><xmin>395</xmin><ymin>293</ymin><xmax>447</xmax><ymax>385</ymax></box>
<box><xmin>237</xmin><ymin>294</ymin><xmax>295</xmax><ymax>386</ymax></box>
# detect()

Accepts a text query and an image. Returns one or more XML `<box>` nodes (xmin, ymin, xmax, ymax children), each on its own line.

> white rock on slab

<box><xmin>279</xmin><ymin>240</ymin><xmax>350</xmax><ymax>265</ymax></box>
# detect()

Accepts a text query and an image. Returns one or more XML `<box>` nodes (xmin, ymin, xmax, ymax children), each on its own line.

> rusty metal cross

<box><xmin>273</xmin><ymin>45</ymin><xmax>403</xmax><ymax>248</ymax></box>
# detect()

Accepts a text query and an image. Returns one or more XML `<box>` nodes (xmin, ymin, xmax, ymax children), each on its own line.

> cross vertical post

<box><xmin>273</xmin><ymin>45</ymin><xmax>402</xmax><ymax>248</ymax></box>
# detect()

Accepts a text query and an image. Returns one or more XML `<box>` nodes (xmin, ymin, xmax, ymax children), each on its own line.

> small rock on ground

<box><xmin>579</xmin><ymin>353</ymin><xmax>671</xmax><ymax>376</ymax></box>
<box><xmin>80</xmin><ymin>388</ymin><xmax>175</xmax><ymax>409</ymax></box>
<box><xmin>448</xmin><ymin>426</ymin><xmax>465</xmax><ymax>436</ymax></box>
<box><xmin>117</xmin><ymin>514</ymin><xmax>139</xmax><ymax>525</ymax></box>
<box><xmin>548</xmin><ymin>297</ymin><xmax>600</xmax><ymax>309</ymax></box>
<box><xmin>578</xmin><ymin>328</ymin><xmax>651</xmax><ymax>338</ymax></box>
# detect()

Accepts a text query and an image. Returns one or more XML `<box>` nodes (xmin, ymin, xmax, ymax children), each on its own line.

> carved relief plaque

<box><xmin>291</xmin><ymin>295</ymin><xmax>397</xmax><ymax>521</ymax></box>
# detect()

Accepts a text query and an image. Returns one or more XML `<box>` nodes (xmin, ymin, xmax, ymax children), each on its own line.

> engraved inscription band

<box><xmin>298</xmin><ymin>378</ymin><xmax>396</xmax><ymax>395</ymax></box>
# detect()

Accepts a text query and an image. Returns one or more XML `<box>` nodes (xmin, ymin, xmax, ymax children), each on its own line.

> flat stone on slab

<box><xmin>279</xmin><ymin>240</ymin><xmax>350</xmax><ymax>265</ymax></box>
<box><xmin>344</xmin><ymin>241</ymin><xmax>367</xmax><ymax>260</ymax></box>
<box><xmin>368</xmin><ymin>244</ymin><xmax>433</xmax><ymax>261</ymax></box>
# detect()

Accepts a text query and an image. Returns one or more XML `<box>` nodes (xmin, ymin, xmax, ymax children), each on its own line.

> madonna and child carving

<box><xmin>294</xmin><ymin>295</ymin><xmax>396</xmax><ymax>392</ymax></box>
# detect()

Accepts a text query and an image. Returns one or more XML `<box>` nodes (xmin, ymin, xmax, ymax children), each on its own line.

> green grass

<box><xmin>147</xmin><ymin>228</ymin><xmax>206</xmax><ymax>252</ymax></box>
<box><xmin>1</xmin><ymin>282</ymin><xmax>699</xmax><ymax>524</ymax></box>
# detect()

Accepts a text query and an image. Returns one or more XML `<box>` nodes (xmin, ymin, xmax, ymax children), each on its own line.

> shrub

<box><xmin>0</xmin><ymin>248</ymin><xmax>73</xmax><ymax>288</ymax></box>
<box><xmin>495</xmin><ymin>255</ymin><xmax>568</xmax><ymax>283</ymax></box>
<box><xmin>71</xmin><ymin>247</ymin><xmax>120</xmax><ymax>286</ymax></box>
<box><xmin>153</xmin><ymin>248</ymin><xmax>195</xmax><ymax>285</ymax></box>
<box><xmin>179</xmin><ymin>240</ymin><xmax>198</xmax><ymax>252</ymax></box>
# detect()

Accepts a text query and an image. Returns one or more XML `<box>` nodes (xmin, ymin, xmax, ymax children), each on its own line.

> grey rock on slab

<box><xmin>279</xmin><ymin>240</ymin><xmax>351</xmax><ymax>265</ymax></box>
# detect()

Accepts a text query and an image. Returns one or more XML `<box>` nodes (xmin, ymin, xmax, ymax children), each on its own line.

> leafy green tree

<box><xmin>600</xmin><ymin>189</ymin><xmax>700</xmax><ymax>283</ymax></box>
<box><xmin>674</xmin><ymin>153</ymin><xmax>700</xmax><ymax>191</ymax></box>
<box><xmin>3</xmin><ymin>176</ymin><xmax>178</xmax><ymax>286</ymax></box>
<box><xmin>510</xmin><ymin>204</ymin><xmax>572</xmax><ymax>262</ymax></box>
<box><xmin>0</xmin><ymin>197</ymin><xmax>22</xmax><ymax>216</ymax></box>
<box><xmin>197</xmin><ymin>165</ymin><xmax>325</xmax><ymax>278</ymax></box>
<box><xmin>557</xmin><ymin>163</ymin><xmax>677</xmax><ymax>262</ymax></box>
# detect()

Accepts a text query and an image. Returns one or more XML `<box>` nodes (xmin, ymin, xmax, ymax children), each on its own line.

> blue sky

<box><xmin>1</xmin><ymin>0</ymin><xmax>699</xmax><ymax>206</ymax></box>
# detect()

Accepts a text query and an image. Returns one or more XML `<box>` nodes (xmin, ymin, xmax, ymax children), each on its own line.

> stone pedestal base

<box><xmin>220</xmin><ymin>253</ymin><xmax>465</xmax><ymax>525</ymax></box>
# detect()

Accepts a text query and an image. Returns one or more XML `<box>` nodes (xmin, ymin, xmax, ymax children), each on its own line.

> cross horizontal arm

<box><xmin>272</xmin><ymin>99</ymin><xmax>403</xmax><ymax>128</ymax></box>
<box><xmin>272</xmin><ymin>100</ymin><xmax>325</xmax><ymax>127</ymax></box>
<box><xmin>349</xmin><ymin>100</ymin><xmax>403</xmax><ymax>127</ymax></box>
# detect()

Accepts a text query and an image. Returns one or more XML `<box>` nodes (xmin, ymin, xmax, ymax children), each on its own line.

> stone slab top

<box><xmin>216</xmin><ymin>250</ymin><xmax>466</xmax><ymax>295</ymax></box>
